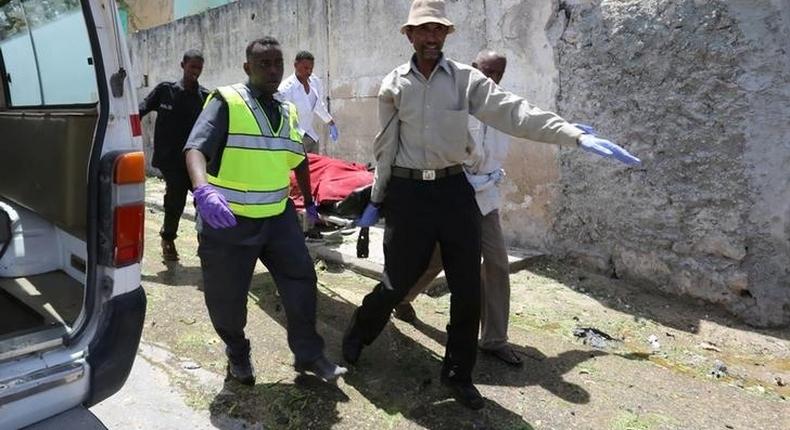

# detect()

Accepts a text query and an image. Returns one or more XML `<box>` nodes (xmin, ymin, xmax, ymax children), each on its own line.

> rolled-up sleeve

<box><xmin>370</xmin><ymin>72</ymin><xmax>400</xmax><ymax>204</ymax></box>
<box><xmin>468</xmin><ymin>70</ymin><xmax>582</xmax><ymax>147</ymax></box>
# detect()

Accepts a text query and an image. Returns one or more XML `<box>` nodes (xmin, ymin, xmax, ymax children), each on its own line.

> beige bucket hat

<box><xmin>400</xmin><ymin>0</ymin><xmax>455</xmax><ymax>34</ymax></box>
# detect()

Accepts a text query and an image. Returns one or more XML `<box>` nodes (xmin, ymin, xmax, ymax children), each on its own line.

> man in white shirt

<box><xmin>278</xmin><ymin>51</ymin><xmax>338</xmax><ymax>153</ymax></box>
<box><xmin>392</xmin><ymin>49</ymin><xmax>523</xmax><ymax>367</ymax></box>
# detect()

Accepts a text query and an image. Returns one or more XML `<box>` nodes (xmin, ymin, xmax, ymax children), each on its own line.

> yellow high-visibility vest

<box><xmin>206</xmin><ymin>84</ymin><xmax>304</xmax><ymax>218</ymax></box>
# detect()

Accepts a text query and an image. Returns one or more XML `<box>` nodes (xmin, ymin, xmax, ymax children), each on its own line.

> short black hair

<box><xmin>246</xmin><ymin>37</ymin><xmax>281</xmax><ymax>59</ymax></box>
<box><xmin>182</xmin><ymin>49</ymin><xmax>204</xmax><ymax>63</ymax></box>
<box><xmin>295</xmin><ymin>51</ymin><xmax>314</xmax><ymax>62</ymax></box>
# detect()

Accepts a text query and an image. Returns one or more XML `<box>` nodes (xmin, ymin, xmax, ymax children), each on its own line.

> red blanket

<box><xmin>290</xmin><ymin>153</ymin><xmax>373</xmax><ymax>208</ymax></box>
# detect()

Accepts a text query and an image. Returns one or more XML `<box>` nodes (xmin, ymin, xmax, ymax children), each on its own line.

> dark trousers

<box><xmin>159</xmin><ymin>167</ymin><xmax>192</xmax><ymax>241</ymax></box>
<box><xmin>348</xmin><ymin>173</ymin><xmax>482</xmax><ymax>383</ymax></box>
<box><xmin>198</xmin><ymin>202</ymin><xmax>324</xmax><ymax>365</ymax></box>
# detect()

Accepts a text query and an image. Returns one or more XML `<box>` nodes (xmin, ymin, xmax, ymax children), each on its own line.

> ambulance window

<box><xmin>0</xmin><ymin>0</ymin><xmax>98</xmax><ymax>107</ymax></box>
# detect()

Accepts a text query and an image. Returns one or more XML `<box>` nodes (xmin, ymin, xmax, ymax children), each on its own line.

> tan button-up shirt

<box><xmin>371</xmin><ymin>55</ymin><xmax>583</xmax><ymax>203</ymax></box>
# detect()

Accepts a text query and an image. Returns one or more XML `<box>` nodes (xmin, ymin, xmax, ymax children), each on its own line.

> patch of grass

<box><xmin>176</xmin><ymin>331</ymin><xmax>213</xmax><ymax>351</ymax></box>
<box><xmin>610</xmin><ymin>411</ymin><xmax>675</xmax><ymax>430</ymax></box>
<box><xmin>378</xmin><ymin>409</ymin><xmax>404</xmax><ymax>429</ymax></box>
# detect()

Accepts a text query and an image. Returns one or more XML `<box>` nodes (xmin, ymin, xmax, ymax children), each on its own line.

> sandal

<box><xmin>480</xmin><ymin>345</ymin><xmax>523</xmax><ymax>367</ymax></box>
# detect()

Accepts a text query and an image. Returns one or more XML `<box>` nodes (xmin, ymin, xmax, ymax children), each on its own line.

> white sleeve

<box><xmin>312</xmin><ymin>77</ymin><xmax>333</xmax><ymax>123</ymax></box>
<box><xmin>277</xmin><ymin>77</ymin><xmax>294</xmax><ymax>101</ymax></box>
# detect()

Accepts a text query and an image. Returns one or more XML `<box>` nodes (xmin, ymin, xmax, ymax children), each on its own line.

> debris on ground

<box><xmin>698</xmin><ymin>341</ymin><xmax>721</xmax><ymax>352</ymax></box>
<box><xmin>181</xmin><ymin>361</ymin><xmax>201</xmax><ymax>370</ymax></box>
<box><xmin>709</xmin><ymin>360</ymin><xmax>728</xmax><ymax>378</ymax></box>
<box><xmin>647</xmin><ymin>334</ymin><xmax>661</xmax><ymax>350</ymax></box>
<box><xmin>775</xmin><ymin>376</ymin><xmax>786</xmax><ymax>387</ymax></box>
<box><xmin>572</xmin><ymin>327</ymin><xmax>619</xmax><ymax>349</ymax></box>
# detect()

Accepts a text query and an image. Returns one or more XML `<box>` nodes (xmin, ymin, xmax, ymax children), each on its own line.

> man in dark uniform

<box><xmin>139</xmin><ymin>49</ymin><xmax>209</xmax><ymax>261</ymax></box>
<box><xmin>345</xmin><ymin>0</ymin><xmax>641</xmax><ymax>410</ymax></box>
<box><xmin>183</xmin><ymin>37</ymin><xmax>346</xmax><ymax>385</ymax></box>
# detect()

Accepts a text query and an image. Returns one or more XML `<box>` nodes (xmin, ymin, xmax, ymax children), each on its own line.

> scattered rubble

<box><xmin>709</xmin><ymin>360</ymin><xmax>728</xmax><ymax>379</ymax></box>
<box><xmin>572</xmin><ymin>327</ymin><xmax>619</xmax><ymax>349</ymax></box>
<box><xmin>698</xmin><ymin>341</ymin><xmax>721</xmax><ymax>352</ymax></box>
<box><xmin>647</xmin><ymin>334</ymin><xmax>661</xmax><ymax>350</ymax></box>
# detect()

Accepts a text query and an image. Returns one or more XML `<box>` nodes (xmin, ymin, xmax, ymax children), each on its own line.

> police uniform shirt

<box><xmin>371</xmin><ymin>54</ymin><xmax>584</xmax><ymax>203</ymax></box>
<box><xmin>184</xmin><ymin>83</ymin><xmax>292</xmax><ymax>245</ymax></box>
<box><xmin>139</xmin><ymin>80</ymin><xmax>209</xmax><ymax>169</ymax></box>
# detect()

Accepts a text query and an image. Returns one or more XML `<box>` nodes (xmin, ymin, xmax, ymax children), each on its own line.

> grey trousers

<box><xmin>403</xmin><ymin>209</ymin><xmax>511</xmax><ymax>350</ymax></box>
<box><xmin>302</xmin><ymin>135</ymin><xmax>319</xmax><ymax>154</ymax></box>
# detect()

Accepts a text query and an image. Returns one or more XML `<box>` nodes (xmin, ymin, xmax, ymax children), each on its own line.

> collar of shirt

<box><xmin>396</xmin><ymin>53</ymin><xmax>453</xmax><ymax>80</ymax></box>
<box><xmin>244</xmin><ymin>81</ymin><xmax>283</xmax><ymax>105</ymax></box>
<box><xmin>176</xmin><ymin>78</ymin><xmax>205</xmax><ymax>93</ymax></box>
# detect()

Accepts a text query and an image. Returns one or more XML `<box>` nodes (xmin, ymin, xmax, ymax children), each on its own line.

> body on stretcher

<box><xmin>289</xmin><ymin>153</ymin><xmax>375</xmax><ymax>257</ymax></box>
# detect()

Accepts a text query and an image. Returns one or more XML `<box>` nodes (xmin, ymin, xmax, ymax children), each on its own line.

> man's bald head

<box><xmin>472</xmin><ymin>49</ymin><xmax>507</xmax><ymax>84</ymax></box>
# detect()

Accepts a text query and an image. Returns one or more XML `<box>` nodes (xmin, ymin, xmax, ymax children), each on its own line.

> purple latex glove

<box><xmin>356</xmin><ymin>203</ymin><xmax>380</xmax><ymax>228</ymax></box>
<box><xmin>193</xmin><ymin>184</ymin><xmax>237</xmax><ymax>229</ymax></box>
<box><xmin>329</xmin><ymin>124</ymin><xmax>339</xmax><ymax>142</ymax></box>
<box><xmin>305</xmin><ymin>201</ymin><xmax>320</xmax><ymax>224</ymax></box>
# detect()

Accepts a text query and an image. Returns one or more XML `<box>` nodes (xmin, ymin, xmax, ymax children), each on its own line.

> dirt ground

<box><xmin>137</xmin><ymin>185</ymin><xmax>789</xmax><ymax>430</ymax></box>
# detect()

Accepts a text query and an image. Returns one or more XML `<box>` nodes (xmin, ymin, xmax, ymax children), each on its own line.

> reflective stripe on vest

<box><xmin>206</xmin><ymin>84</ymin><xmax>305</xmax><ymax>218</ymax></box>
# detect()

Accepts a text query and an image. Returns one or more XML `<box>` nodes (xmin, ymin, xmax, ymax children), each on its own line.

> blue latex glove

<box><xmin>578</xmin><ymin>134</ymin><xmax>641</xmax><ymax>166</ymax></box>
<box><xmin>305</xmin><ymin>201</ymin><xmax>320</xmax><ymax>224</ymax></box>
<box><xmin>329</xmin><ymin>124</ymin><xmax>339</xmax><ymax>142</ymax></box>
<box><xmin>573</xmin><ymin>123</ymin><xmax>596</xmax><ymax>135</ymax></box>
<box><xmin>356</xmin><ymin>203</ymin><xmax>380</xmax><ymax>227</ymax></box>
<box><xmin>574</xmin><ymin>123</ymin><xmax>641</xmax><ymax>166</ymax></box>
<box><xmin>193</xmin><ymin>184</ymin><xmax>237</xmax><ymax>229</ymax></box>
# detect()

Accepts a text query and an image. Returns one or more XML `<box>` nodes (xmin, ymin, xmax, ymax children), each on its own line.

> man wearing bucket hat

<box><xmin>344</xmin><ymin>0</ymin><xmax>640</xmax><ymax>410</ymax></box>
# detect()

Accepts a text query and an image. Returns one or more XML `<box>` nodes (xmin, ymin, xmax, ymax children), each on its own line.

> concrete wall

<box><xmin>552</xmin><ymin>0</ymin><xmax>790</xmax><ymax>327</ymax></box>
<box><xmin>129</xmin><ymin>0</ymin><xmax>790</xmax><ymax>327</ymax></box>
<box><xmin>121</xmin><ymin>0</ymin><xmax>174</xmax><ymax>32</ymax></box>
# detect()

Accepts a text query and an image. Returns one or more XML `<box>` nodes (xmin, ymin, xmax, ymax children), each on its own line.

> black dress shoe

<box><xmin>342</xmin><ymin>327</ymin><xmax>364</xmax><ymax>364</ymax></box>
<box><xmin>226</xmin><ymin>360</ymin><xmax>255</xmax><ymax>386</ymax></box>
<box><xmin>440</xmin><ymin>376</ymin><xmax>485</xmax><ymax>410</ymax></box>
<box><xmin>295</xmin><ymin>356</ymin><xmax>348</xmax><ymax>382</ymax></box>
<box><xmin>393</xmin><ymin>303</ymin><xmax>417</xmax><ymax>323</ymax></box>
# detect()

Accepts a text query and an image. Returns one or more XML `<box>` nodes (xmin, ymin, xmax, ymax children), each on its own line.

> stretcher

<box><xmin>289</xmin><ymin>153</ymin><xmax>375</xmax><ymax>257</ymax></box>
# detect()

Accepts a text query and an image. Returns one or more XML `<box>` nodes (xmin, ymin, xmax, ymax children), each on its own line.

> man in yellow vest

<box><xmin>183</xmin><ymin>37</ymin><xmax>346</xmax><ymax>385</ymax></box>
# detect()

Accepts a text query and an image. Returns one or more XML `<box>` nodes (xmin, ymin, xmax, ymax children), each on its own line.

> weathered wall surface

<box><xmin>129</xmin><ymin>0</ymin><xmax>790</xmax><ymax>326</ymax></box>
<box><xmin>554</xmin><ymin>0</ymin><xmax>790</xmax><ymax>326</ymax></box>
<box><xmin>122</xmin><ymin>0</ymin><xmax>174</xmax><ymax>32</ymax></box>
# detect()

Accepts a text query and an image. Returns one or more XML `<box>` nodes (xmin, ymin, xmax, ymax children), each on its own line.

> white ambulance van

<box><xmin>0</xmin><ymin>0</ymin><xmax>145</xmax><ymax>427</ymax></box>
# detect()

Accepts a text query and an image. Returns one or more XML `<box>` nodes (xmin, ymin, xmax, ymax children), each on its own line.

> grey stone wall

<box><xmin>129</xmin><ymin>0</ymin><xmax>790</xmax><ymax>326</ymax></box>
<box><xmin>552</xmin><ymin>0</ymin><xmax>790</xmax><ymax>327</ymax></box>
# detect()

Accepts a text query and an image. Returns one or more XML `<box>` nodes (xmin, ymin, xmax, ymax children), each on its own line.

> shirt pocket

<box><xmin>437</xmin><ymin>109</ymin><xmax>469</xmax><ymax>144</ymax></box>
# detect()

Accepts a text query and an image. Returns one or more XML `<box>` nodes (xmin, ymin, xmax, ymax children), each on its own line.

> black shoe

<box><xmin>295</xmin><ymin>356</ymin><xmax>348</xmax><ymax>382</ymax></box>
<box><xmin>225</xmin><ymin>347</ymin><xmax>255</xmax><ymax>386</ymax></box>
<box><xmin>440</xmin><ymin>376</ymin><xmax>485</xmax><ymax>410</ymax></box>
<box><xmin>342</xmin><ymin>323</ymin><xmax>364</xmax><ymax>365</ymax></box>
<box><xmin>161</xmin><ymin>239</ymin><xmax>179</xmax><ymax>261</ymax></box>
<box><xmin>226</xmin><ymin>360</ymin><xmax>255</xmax><ymax>386</ymax></box>
<box><xmin>393</xmin><ymin>303</ymin><xmax>417</xmax><ymax>323</ymax></box>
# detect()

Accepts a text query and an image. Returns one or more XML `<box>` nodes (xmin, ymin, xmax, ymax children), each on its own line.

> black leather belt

<box><xmin>391</xmin><ymin>165</ymin><xmax>464</xmax><ymax>181</ymax></box>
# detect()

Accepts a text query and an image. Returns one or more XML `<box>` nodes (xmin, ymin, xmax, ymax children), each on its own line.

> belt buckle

<box><xmin>421</xmin><ymin>169</ymin><xmax>436</xmax><ymax>181</ymax></box>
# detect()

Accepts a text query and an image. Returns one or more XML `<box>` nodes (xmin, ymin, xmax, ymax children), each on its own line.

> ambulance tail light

<box><xmin>99</xmin><ymin>151</ymin><xmax>146</xmax><ymax>267</ymax></box>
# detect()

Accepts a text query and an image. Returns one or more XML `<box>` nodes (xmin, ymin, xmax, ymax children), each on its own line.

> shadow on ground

<box><xmin>410</xmin><ymin>319</ymin><xmax>606</xmax><ymax>404</ymax></box>
<box><xmin>209</xmin><ymin>375</ymin><xmax>349</xmax><ymax>430</ymax></box>
<box><xmin>206</xmin><ymin>271</ymin><xmax>613</xmax><ymax>429</ymax></box>
<box><xmin>142</xmin><ymin>261</ymin><xmax>204</xmax><ymax>289</ymax></box>
<box><xmin>519</xmin><ymin>256</ymin><xmax>790</xmax><ymax>341</ymax></box>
